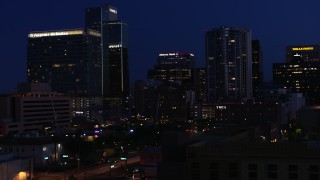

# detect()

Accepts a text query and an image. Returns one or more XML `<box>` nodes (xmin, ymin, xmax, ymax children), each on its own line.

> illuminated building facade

<box><xmin>273</xmin><ymin>63</ymin><xmax>320</xmax><ymax>105</ymax></box>
<box><xmin>146</xmin><ymin>52</ymin><xmax>195</xmax><ymax>122</ymax></box>
<box><xmin>86</xmin><ymin>5</ymin><xmax>129</xmax><ymax>108</ymax></box>
<box><xmin>274</xmin><ymin>45</ymin><xmax>320</xmax><ymax>105</ymax></box>
<box><xmin>27</xmin><ymin>29</ymin><xmax>102</xmax><ymax>97</ymax></box>
<box><xmin>206</xmin><ymin>27</ymin><xmax>252</xmax><ymax>102</ymax></box>
<box><xmin>154</xmin><ymin>83</ymin><xmax>188</xmax><ymax>123</ymax></box>
<box><xmin>252</xmin><ymin>40</ymin><xmax>263</xmax><ymax>99</ymax></box>
<box><xmin>103</xmin><ymin>21</ymin><xmax>129</xmax><ymax>107</ymax></box>
<box><xmin>286</xmin><ymin>45</ymin><xmax>320</xmax><ymax>63</ymax></box>
<box><xmin>0</xmin><ymin>83</ymin><xmax>71</xmax><ymax>135</ymax></box>
<box><xmin>135</xmin><ymin>81</ymin><xmax>188</xmax><ymax>122</ymax></box>
<box><xmin>190</xmin><ymin>102</ymin><xmax>279</xmax><ymax>124</ymax></box>
<box><xmin>72</xmin><ymin>96</ymin><xmax>103</xmax><ymax>123</ymax></box>
<box><xmin>148</xmin><ymin>52</ymin><xmax>195</xmax><ymax>89</ymax></box>
<box><xmin>148</xmin><ymin>52</ymin><xmax>195</xmax><ymax>81</ymax></box>
<box><xmin>27</xmin><ymin>29</ymin><xmax>103</xmax><ymax>122</ymax></box>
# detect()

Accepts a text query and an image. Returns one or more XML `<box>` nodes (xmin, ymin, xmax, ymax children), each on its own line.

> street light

<box><xmin>110</xmin><ymin>164</ymin><xmax>115</xmax><ymax>177</ymax></box>
<box><xmin>120</xmin><ymin>157</ymin><xmax>128</xmax><ymax>166</ymax></box>
<box><xmin>76</xmin><ymin>154</ymin><xmax>80</xmax><ymax>168</ymax></box>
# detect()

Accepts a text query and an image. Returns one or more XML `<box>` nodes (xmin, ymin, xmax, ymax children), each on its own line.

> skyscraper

<box><xmin>148</xmin><ymin>52</ymin><xmax>195</xmax><ymax>83</ymax></box>
<box><xmin>104</xmin><ymin>21</ymin><xmax>129</xmax><ymax>106</ymax></box>
<box><xmin>206</xmin><ymin>27</ymin><xmax>252</xmax><ymax>102</ymax></box>
<box><xmin>273</xmin><ymin>45</ymin><xmax>320</xmax><ymax>105</ymax></box>
<box><xmin>27</xmin><ymin>29</ymin><xmax>102</xmax><ymax>96</ymax></box>
<box><xmin>286</xmin><ymin>45</ymin><xmax>320</xmax><ymax>63</ymax></box>
<box><xmin>194</xmin><ymin>68</ymin><xmax>206</xmax><ymax>102</ymax></box>
<box><xmin>85</xmin><ymin>4</ymin><xmax>118</xmax><ymax>32</ymax></box>
<box><xmin>85</xmin><ymin>4</ymin><xmax>129</xmax><ymax>108</ymax></box>
<box><xmin>27</xmin><ymin>29</ymin><xmax>103</xmax><ymax>122</ymax></box>
<box><xmin>146</xmin><ymin>52</ymin><xmax>196</xmax><ymax>122</ymax></box>
<box><xmin>252</xmin><ymin>40</ymin><xmax>263</xmax><ymax>98</ymax></box>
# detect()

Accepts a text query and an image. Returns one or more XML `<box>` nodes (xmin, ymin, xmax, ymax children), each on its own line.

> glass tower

<box><xmin>206</xmin><ymin>27</ymin><xmax>252</xmax><ymax>102</ymax></box>
<box><xmin>86</xmin><ymin>4</ymin><xmax>129</xmax><ymax>107</ymax></box>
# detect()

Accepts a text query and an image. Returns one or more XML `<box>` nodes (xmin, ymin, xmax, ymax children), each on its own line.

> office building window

<box><xmin>267</xmin><ymin>164</ymin><xmax>277</xmax><ymax>179</ymax></box>
<box><xmin>248</xmin><ymin>163</ymin><xmax>258</xmax><ymax>180</ymax></box>
<box><xmin>288</xmin><ymin>165</ymin><xmax>298</xmax><ymax>180</ymax></box>
<box><xmin>191</xmin><ymin>162</ymin><xmax>200</xmax><ymax>180</ymax></box>
<box><xmin>309</xmin><ymin>165</ymin><xmax>319</xmax><ymax>180</ymax></box>
<box><xmin>210</xmin><ymin>163</ymin><xmax>219</xmax><ymax>180</ymax></box>
<box><xmin>229</xmin><ymin>163</ymin><xmax>238</xmax><ymax>178</ymax></box>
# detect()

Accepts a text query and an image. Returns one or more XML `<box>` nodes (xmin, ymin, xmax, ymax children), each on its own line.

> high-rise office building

<box><xmin>85</xmin><ymin>5</ymin><xmax>129</xmax><ymax>108</ymax></box>
<box><xmin>147</xmin><ymin>52</ymin><xmax>195</xmax><ymax>122</ymax></box>
<box><xmin>206</xmin><ymin>27</ymin><xmax>252</xmax><ymax>102</ymax></box>
<box><xmin>27</xmin><ymin>29</ymin><xmax>102</xmax><ymax>97</ymax></box>
<box><xmin>273</xmin><ymin>45</ymin><xmax>320</xmax><ymax>105</ymax></box>
<box><xmin>194</xmin><ymin>68</ymin><xmax>206</xmax><ymax>102</ymax></box>
<box><xmin>27</xmin><ymin>29</ymin><xmax>103</xmax><ymax>122</ymax></box>
<box><xmin>104</xmin><ymin>21</ymin><xmax>129</xmax><ymax>106</ymax></box>
<box><xmin>286</xmin><ymin>45</ymin><xmax>320</xmax><ymax>63</ymax></box>
<box><xmin>85</xmin><ymin>4</ymin><xmax>118</xmax><ymax>32</ymax></box>
<box><xmin>148</xmin><ymin>52</ymin><xmax>195</xmax><ymax>89</ymax></box>
<box><xmin>273</xmin><ymin>65</ymin><xmax>320</xmax><ymax>105</ymax></box>
<box><xmin>27</xmin><ymin>4</ymin><xmax>128</xmax><ymax>121</ymax></box>
<box><xmin>252</xmin><ymin>40</ymin><xmax>263</xmax><ymax>98</ymax></box>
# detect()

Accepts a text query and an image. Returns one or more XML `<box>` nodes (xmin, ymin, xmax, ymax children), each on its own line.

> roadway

<box><xmin>33</xmin><ymin>155</ymin><xmax>140</xmax><ymax>180</ymax></box>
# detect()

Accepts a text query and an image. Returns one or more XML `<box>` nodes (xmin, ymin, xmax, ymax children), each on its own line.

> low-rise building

<box><xmin>0</xmin><ymin>153</ymin><xmax>33</xmax><ymax>180</ymax></box>
<box><xmin>0</xmin><ymin>137</ymin><xmax>63</xmax><ymax>168</ymax></box>
<box><xmin>0</xmin><ymin>83</ymin><xmax>71</xmax><ymax>136</ymax></box>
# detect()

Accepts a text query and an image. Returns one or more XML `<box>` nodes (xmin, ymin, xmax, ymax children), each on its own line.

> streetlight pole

<box><xmin>110</xmin><ymin>165</ymin><xmax>114</xmax><ymax>177</ymax></box>
<box><xmin>77</xmin><ymin>155</ymin><xmax>80</xmax><ymax>169</ymax></box>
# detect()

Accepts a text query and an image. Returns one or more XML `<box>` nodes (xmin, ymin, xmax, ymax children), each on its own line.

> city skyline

<box><xmin>1</xmin><ymin>0</ymin><xmax>320</xmax><ymax>92</ymax></box>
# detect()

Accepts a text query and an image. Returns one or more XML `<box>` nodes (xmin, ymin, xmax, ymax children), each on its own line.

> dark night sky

<box><xmin>1</xmin><ymin>0</ymin><xmax>320</xmax><ymax>92</ymax></box>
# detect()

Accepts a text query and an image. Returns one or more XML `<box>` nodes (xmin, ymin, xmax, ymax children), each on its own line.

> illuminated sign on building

<box><xmin>109</xmin><ymin>8</ymin><xmax>117</xmax><ymax>14</ymax></box>
<box><xmin>87</xmin><ymin>30</ymin><xmax>101</xmax><ymax>37</ymax></box>
<box><xmin>159</xmin><ymin>53</ymin><xmax>194</xmax><ymax>57</ymax></box>
<box><xmin>28</xmin><ymin>30</ymin><xmax>83</xmax><ymax>38</ymax></box>
<box><xmin>216</xmin><ymin>106</ymin><xmax>227</xmax><ymax>110</ymax></box>
<box><xmin>109</xmin><ymin>44</ymin><xmax>122</xmax><ymax>48</ymax></box>
<box><xmin>159</xmin><ymin>53</ymin><xmax>178</xmax><ymax>57</ymax></box>
<box><xmin>75</xmin><ymin>111</ymin><xmax>84</xmax><ymax>114</ymax></box>
<box><xmin>292</xmin><ymin>47</ymin><xmax>314</xmax><ymax>51</ymax></box>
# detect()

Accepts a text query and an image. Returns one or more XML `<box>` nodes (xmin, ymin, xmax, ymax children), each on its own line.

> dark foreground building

<box><xmin>158</xmin><ymin>130</ymin><xmax>320</xmax><ymax>180</ymax></box>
